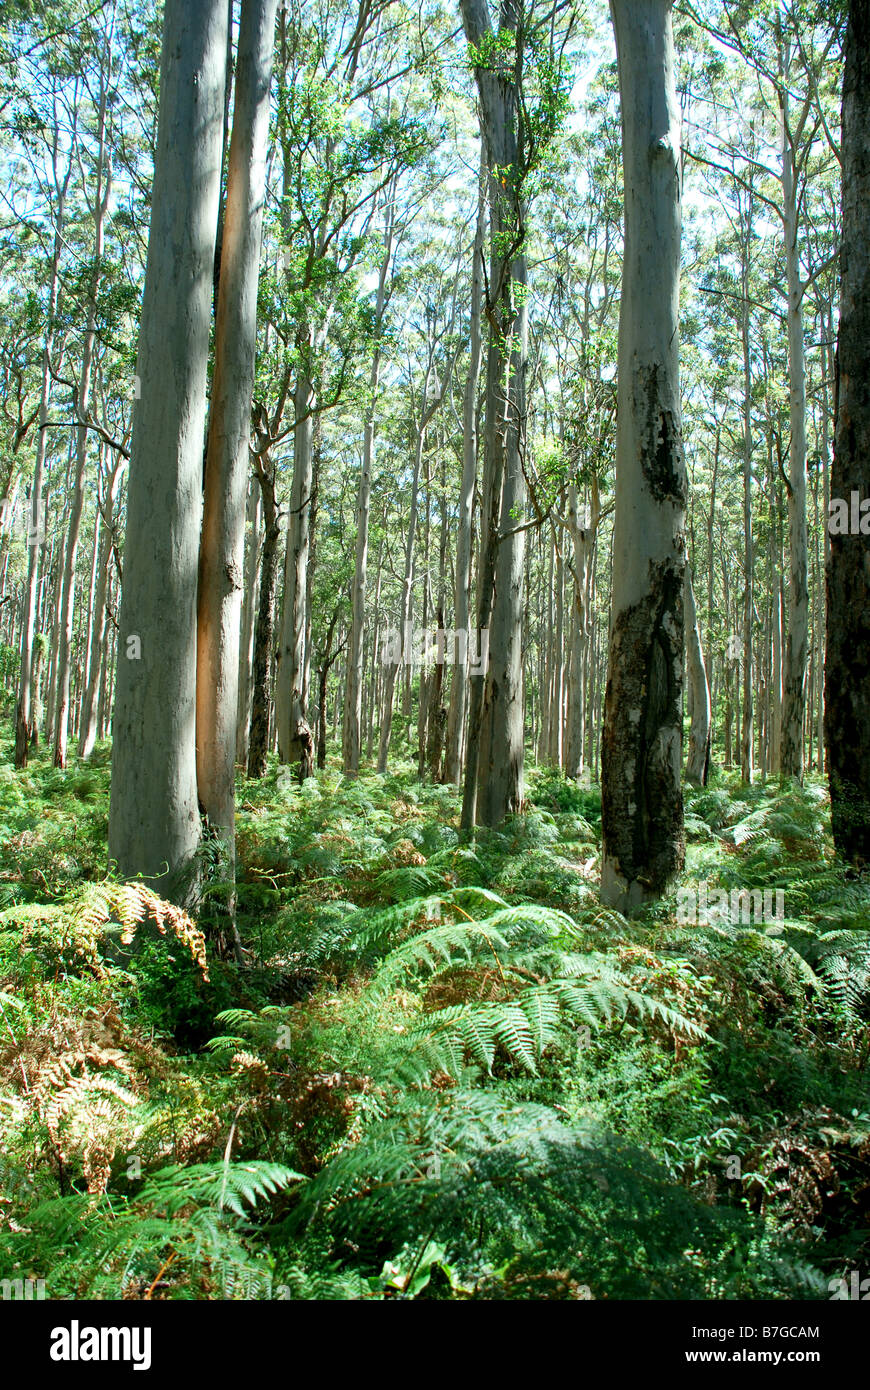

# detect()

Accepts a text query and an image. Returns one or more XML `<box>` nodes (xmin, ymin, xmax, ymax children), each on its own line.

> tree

<box><xmin>826</xmin><ymin>0</ymin><xmax>870</xmax><ymax>862</ymax></box>
<box><xmin>778</xmin><ymin>16</ymin><xmax>811</xmax><ymax>781</ymax></box>
<box><xmin>444</xmin><ymin>146</ymin><xmax>486</xmax><ymax>786</ymax></box>
<box><xmin>14</xmin><ymin>85</ymin><xmax>74</xmax><ymax>768</ymax></box>
<box><xmin>601</xmin><ymin>0</ymin><xmax>688</xmax><ymax>911</ymax></box>
<box><xmin>685</xmin><ymin>566</ymin><xmax>711</xmax><ymax>784</ymax></box>
<box><xmin>78</xmin><ymin>450</ymin><xmax>125</xmax><ymax>758</ymax></box>
<box><xmin>108</xmin><ymin>0</ymin><xmax>228</xmax><ymax>896</ymax></box>
<box><xmin>52</xmin><ymin>12</ymin><xmax>114</xmax><ymax>770</ymax></box>
<box><xmin>459</xmin><ymin>0</ymin><xmax>559</xmax><ymax>827</ymax></box>
<box><xmin>376</xmin><ymin>303</ymin><xmax>455</xmax><ymax>774</ymax></box>
<box><xmin>343</xmin><ymin>185</ymin><xmax>396</xmax><ymax>778</ymax></box>
<box><xmin>196</xmin><ymin>0</ymin><xmax>278</xmax><ymax>868</ymax></box>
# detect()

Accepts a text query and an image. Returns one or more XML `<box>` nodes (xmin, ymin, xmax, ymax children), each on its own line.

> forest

<box><xmin>0</xmin><ymin>0</ymin><xmax>868</xmax><ymax>1314</ymax></box>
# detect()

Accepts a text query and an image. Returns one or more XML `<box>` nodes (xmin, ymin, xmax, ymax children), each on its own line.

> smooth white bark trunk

<box><xmin>196</xmin><ymin>0</ymin><xmax>277</xmax><ymax>855</ymax></box>
<box><xmin>109</xmin><ymin>0</ymin><xmax>228</xmax><ymax>895</ymax></box>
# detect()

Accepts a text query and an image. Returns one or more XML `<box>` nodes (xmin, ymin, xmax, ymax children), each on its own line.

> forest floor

<box><xmin>0</xmin><ymin>732</ymin><xmax>868</xmax><ymax>1299</ymax></box>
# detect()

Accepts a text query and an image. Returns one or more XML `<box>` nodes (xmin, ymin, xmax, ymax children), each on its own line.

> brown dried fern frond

<box><xmin>67</xmin><ymin>882</ymin><xmax>209</xmax><ymax>979</ymax></box>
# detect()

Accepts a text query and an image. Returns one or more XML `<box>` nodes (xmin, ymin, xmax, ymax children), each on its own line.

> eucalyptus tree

<box><xmin>343</xmin><ymin>181</ymin><xmax>398</xmax><ymax>776</ymax></box>
<box><xmin>444</xmin><ymin>145</ymin><xmax>486</xmax><ymax>784</ymax></box>
<box><xmin>78</xmin><ymin>448</ymin><xmax>125</xmax><ymax>759</ymax></box>
<box><xmin>684</xmin><ymin>567</ymin><xmax>711</xmax><ymax>784</ymax></box>
<box><xmin>196</xmin><ymin>0</ymin><xmax>278</xmax><ymax>879</ymax></box>
<box><xmin>246</xmin><ymin>403</ymin><xmax>283</xmax><ymax>778</ymax></box>
<box><xmin>693</xmin><ymin>164</ymin><xmax>764</xmax><ymax>782</ymax></box>
<box><xmin>270</xmin><ymin>0</ymin><xmax>433</xmax><ymax>776</ymax></box>
<box><xmin>826</xmin><ymin>0</ymin><xmax>870</xmax><ymax>862</ymax></box>
<box><xmin>536</xmin><ymin>102</ymin><xmax>621</xmax><ymax>781</ymax></box>
<box><xmin>9</xmin><ymin>77</ymin><xmax>76</xmax><ymax>767</ymax></box>
<box><xmin>601</xmin><ymin>0</ymin><xmax>688</xmax><ymax>911</ymax></box>
<box><xmin>52</xmin><ymin>6</ymin><xmax>115</xmax><ymax>771</ymax></box>
<box><xmin>684</xmin><ymin>0</ymin><xmax>841</xmax><ymax>779</ymax></box>
<box><xmin>376</xmin><ymin>274</ymin><xmax>460</xmax><ymax>774</ymax></box>
<box><xmin>109</xmin><ymin>0</ymin><xmax>229</xmax><ymax>895</ymax></box>
<box><xmin>459</xmin><ymin>0</ymin><xmax>573</xmax><ymax>827</ymax></box>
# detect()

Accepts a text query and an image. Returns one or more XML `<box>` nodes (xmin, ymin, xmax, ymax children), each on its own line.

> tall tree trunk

<box><xmin>779</xmin><ymin>52</ymin><xmax>810</xmax><ymax>781</ymax></box>
<box><xmin>343</xmin><ymin>189</ymin><xmax>395</xmax><ymax>776</ymax></box>
<box><xmin>444</xmin><ymin>147</ymin><xmax>485</xmax><ymax>784</ymax></box>
<box><xmin>771</xmin><ymin>573</ymin><xmax>784</xmax><ymax>771</ymax></box>
<box><xmin>459</xmin><ymin>0</ymin><xmax>528</xmax><ymax>830</ymax></box>
<box><xmin>549</xmin><ymin>540</ymin><xmax>566</xmax><ymax>767</ymax></box>
<box><xmin>365</xmin><ymin>545</ymin><xmax>383</xmax><ymax>762</ymax></box>
<box><xmin>685</xmin><ymin>567</ymin><xmax>711</xmax><ymax>786</ymax></box>
<box><xmin>45</xmin><ymin>461</ymin><xmax>70</xmax><ymax>749</ymax></box>
<box><xmin>29</xmin><ymin>635</ymin><xmax>47</xmax><ymax>750</ymax></box>
<box><xmin>247</xmin><ymin>449</ymin><xmax>280</xmax><ymax>778</ymax></box>
<box><xmin>740</xmin><ymin>207</ymin><xmax>754</xmax><ymax>784</ymax></box>
<box><xmin>79</xmin><ymin>490</ymin><xmax>102</xmax><ymax>737</ymax></box>
<box><xmin>601</xmin><ymin>0</ymin><xmax>687</xmax><ymax>911</ymax></box>
<box><xmin>316</xmin><ymin>607</ymin><xmax>341</xmax><ymax>770</ymax></box>
<box><xmin>109</xmin><ymin>0</ymin><xmax>229</xmax><ymax>896</ymax></box>
<box><xmin>54</xmin><ymin>30</ymin><xmax>113</xmax><ymax>770</ymax></box>
<box><xmin>377</xmin><ymin>380</ymin><xmax>431</xmax><ymax>774</ymax></box>
<box><xmin>275</xmin><ymin>372</ymin><xmax>316</xmax><ymax>776</ymax></box>
<box><xmin>196</xmin><ymin>0</ymin><xmax>277</xmax><ymax>862</ymax></box>
<box><xmin>15</xmin><ymin>140</ymin><xmax>68</xmax><ymax>768</ymax></box>
<box><xmin>565</xmin><ymin>480</ymin><xmax>599</xmax><ymax>779</ymax></box>
<box><xmin>235</xmin><ymin>475</ymin><xmax>261</xmax><ymax>766</ymax></box>
<box><xmin>826</xmin><ymin>0</ymin><xmax>870</xmax><ymax>862</ymax></box>
<box><xmin>79</xmin><ymin>455</ymin><xmax>124</xmax><ymax>759</ymax></box>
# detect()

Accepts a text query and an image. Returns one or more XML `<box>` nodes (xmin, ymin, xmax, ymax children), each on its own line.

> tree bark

<box><xmin>196</xmin><ymin>0</ymin><xmax>277</xmax><ymax>859</ymax></box>
<box><xmin>601</xmin><ymin>0</ymin><xmax>687</xmax><ymax>911</ymax></box>
<box><xmin>459</xmin><ymin>0</ymin><xmax>528</xmax><ymax>830</ymax></box>
<box><xmin>53</xmin><ymin>31</ymin><xmax>114</xmax><ymax>771</ymax></box>
<box><xmin>235</xmin><ymin>475</ymin><xmax>262</xmax><ymax>767</ymax></box>
<box><xmin>275</xmin><ymin>372</ymin><xmax>317</xmax><ymax>776</ymax></box>
<box><xmin>565</xmin><ymin>480</ymin><xmax>599</xmax><ymax>780</ymax></box>
<box><xmin>825</xmin><ymin>0</ymin><xmax>870</xmax><ymax>861</ymax></box>
<box><xmin>444</xmin><ymin>147</ymin><xmax>486</xmax><ymax>784</ymax></box>
<box><xmin>685</xmin><ymin>566</ymin><xmax>711</xmax><ymax>786</ymax></box>
<box><xmin>108</xmin><ymin>0</ymin><xmax>229</xmax><ymax>896</ymax></box>
<box><xmin>343</xmin><ymin>189</ymin><xmax>395</xmax><ymax>776</ymax></box>
<box><xmin>15</xmin><ymin>130</ymin><xmax>69</xmax><ymax>768</ymax></box>
<box><xmin>247</xmin><ymin>441</ymin><xmax>281</xmax><ymax>778</ymax></box>
<box><xmin>779</xmin><ymin>47</ymin><xmax>810</xmax><ymax>781</ymax></box>
<box><xmin>740</xmin><ymin>202</ymin><xmax>754</xmax><ymax>784</ymax></box>
<box><xmin>79</xmin><ymin>455</ymin><xmax>124</xmax><ymax>759</ymax></box>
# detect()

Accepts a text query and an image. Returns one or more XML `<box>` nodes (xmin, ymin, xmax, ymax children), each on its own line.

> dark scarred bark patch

<box><xmin>826</xmin><ymin>496</ymin><xmax>870</xmax><ymax>863</ymax></box>
<box><xmin>602</xmin><ymin>556</ymin><xmax>686</xmax><ymax>899</ymax></box>
<box><xmin>636</xmin><ymin>363</ymin><xmax>688</xmax><ymax>507</ymax></box>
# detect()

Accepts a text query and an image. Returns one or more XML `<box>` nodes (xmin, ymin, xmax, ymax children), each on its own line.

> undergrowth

<box><xmin>0</xmin><ymin>736</ymin><xmax>867</xmax><ymax>1299</ymax></box>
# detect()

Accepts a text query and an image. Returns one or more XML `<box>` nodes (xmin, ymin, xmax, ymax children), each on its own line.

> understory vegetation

<box><xmin>1</xmin><ymin>735</ymin><xmax>867</xmax><ymax>1300</ymax></box>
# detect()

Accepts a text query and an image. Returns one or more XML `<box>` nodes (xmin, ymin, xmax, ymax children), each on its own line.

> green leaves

<box><xmin>137</xmin><ymin>1161</ymin><xmax>305</xmax><ymax>1219</ymax></box>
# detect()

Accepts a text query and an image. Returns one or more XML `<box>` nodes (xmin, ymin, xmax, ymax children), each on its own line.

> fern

<box><xmin>0</xmin><ymin>881</ymin><xmax>209</xmax><ymax>978</ymax></box>
<box><xmin>366</xmin><ymin>898</ymin><xmax>708</xmax><ymax>1081</ymax></box>
<box><xmin>284</xmin><ymin>1089</ymin><xmax>807</xmax><ymax>1300</ymax></box>
<box><xmin>70</xmin><ymin>881</ymin><xmax>209</xmax><ymax>976</ymax></box>
<box><xmin>137</xmin><ymin>1160</ymin><xmax>304</xmax><ymax>1218</ymax></box>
